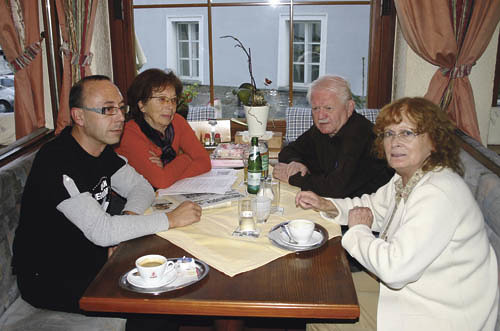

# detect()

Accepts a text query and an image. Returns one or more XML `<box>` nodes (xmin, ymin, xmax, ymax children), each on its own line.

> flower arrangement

<box><xmin>178</xmin><ymin>83</ymin><xmax>199</xmax><ymax>110</ymax></box>
<box><xmin>220</xmin><ymin>35</ymin><xmax>270</xmax><ymax>107</ymax></box>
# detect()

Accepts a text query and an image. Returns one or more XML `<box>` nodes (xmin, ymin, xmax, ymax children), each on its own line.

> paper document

<box><xmin>157</xmin><ymin>169</ymin><xmax>238</xmax><ymax>195</ymax></box>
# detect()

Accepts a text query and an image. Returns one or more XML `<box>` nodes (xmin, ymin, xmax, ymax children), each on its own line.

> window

<box><xmin>166</xmin><ymin>16</ymin><xmax>203</xmax><ymax>83</ymax></box>
<box><xmin>177</xmin><ymin>22</ymin><xmax>200</xmax><ymax>80</ymax></box>
<box><xmin>293</xmin><ymin>21</ymin><xmax>322</xmax><ymax>86</ymax></box>
<box><xmin>115</xmin><ymin>0</ymin><xmax>394</xmax><ymax>119</ymax></box>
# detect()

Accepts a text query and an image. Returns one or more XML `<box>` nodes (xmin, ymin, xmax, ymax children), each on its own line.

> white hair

<box><xmin>306</xmin><ymin>75</ymin><xmax>353</xmax><ymax>105</ymax></box>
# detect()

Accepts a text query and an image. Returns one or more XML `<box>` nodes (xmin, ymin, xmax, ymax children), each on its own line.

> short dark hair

<box><xmin>373</xmin><ymin>97</ymin><xmax>463</xmax><ymax>176</ymax></box>
<box><xmin>69</xmin><ymin>75</ymin><xmax>111</xmax><ymax>109</ymax></box>
<box><xmin>127</xmin><ymin>69</ymin><xmax>183</xmax><ymax>122</ymax></box>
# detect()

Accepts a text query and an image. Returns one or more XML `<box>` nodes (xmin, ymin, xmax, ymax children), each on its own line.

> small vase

<box><xmin>244</xmin><ymin>105</ymin><xmax>269</xmax><ymax>137</ymax></box>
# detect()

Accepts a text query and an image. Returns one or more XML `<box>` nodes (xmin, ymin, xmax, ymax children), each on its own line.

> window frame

<box><xmin>291</xmin><ymin>18</ymin><xmax>325</xmax><ymax>87</ymax></box>
<box><xmin>0</xmin><ymin>0</ymin><xmax>60</xmax><ymax>163</ymax></box>
<box><xmin>166</xmin><ymin>17</ymin><xmax>204</xmax><ymax>83</ymax></box>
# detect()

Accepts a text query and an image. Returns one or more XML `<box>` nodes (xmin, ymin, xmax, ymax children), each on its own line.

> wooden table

<box><xmin>80</xmin><ymin>234</ymin><xmax>359</xmax><ymax>322</ymax></box>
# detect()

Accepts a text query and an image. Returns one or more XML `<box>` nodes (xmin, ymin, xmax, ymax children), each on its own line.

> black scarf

<box><xmin>136</xmin><ymin>118</ymin><xmax>176</xmax><ymax>166</ymax></box>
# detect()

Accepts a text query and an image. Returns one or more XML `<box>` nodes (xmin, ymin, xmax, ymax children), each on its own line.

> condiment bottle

<box><xmin>247</xmin><ymin>136</ymin><xmax>262</xmax><ymax>194</ymax></box>
<box><xmin>204</xmin><ymin>133</ymin><xmax>211</xmax><ymax>146</ymax></box>
<box><xmin>214</xmin><ymin>133</ymin><xmax>221</xmax><ymax>145</ymax></box>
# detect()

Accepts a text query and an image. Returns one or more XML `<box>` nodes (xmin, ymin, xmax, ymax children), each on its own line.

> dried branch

<box><xmin>220</xmin><ymin>35</ymin><xmax>257</xmax><ymax>102</ymax></box>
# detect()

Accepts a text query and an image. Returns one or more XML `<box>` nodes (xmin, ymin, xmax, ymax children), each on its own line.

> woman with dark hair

<box><xmin>116</xmin><ymin>69</ymin><xmax>210</xmax><ymax>189</ymax></box>
<box><xmin>297</xmin><ymin>97</ymin><xmax>498</xmax><ymax>330</ymax></box>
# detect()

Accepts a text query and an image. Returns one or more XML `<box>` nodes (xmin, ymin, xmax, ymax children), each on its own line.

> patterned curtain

<box><xmin>395</xmin><ymin>0</ymin><xmax>500</xmax><ymax>142</ymax></box>
<box><xmin>0</xmin><ymin>0</ymin><xmax>45</xmax><ymax>139</ymax></box>
<box><xmin>55</xmin><ymin>0</ymin><xmax>98</xmax><ymax>133</ymax></box>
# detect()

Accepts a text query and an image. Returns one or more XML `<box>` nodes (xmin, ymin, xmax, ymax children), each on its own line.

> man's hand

<box><xmin>166</xmin><ymin>201</ymin><xmax>202</xmax><ymax>228</ymax></box>
<box><xmin>287</xmin><ymin>161</ymin><xmax>308</xmax><ymax>177</ymax></box>
<box><xmin>348</xmin><ymin>207</ymin><xmax>373</xmax><ymax>229</ymax></box>
<box><xmin>149</xmin><ymin>150</ymin><xmax>163</xmax><ymax>168</ymax></box>
<box><xmin>295</xmin><ymin>191</ymin><xmax>338</xmax><ymax>216</ymax></box>
<box><xmin>273</xmin><ymin>162</ymin><xmax>309</xmax><ymax>182</ymax></box>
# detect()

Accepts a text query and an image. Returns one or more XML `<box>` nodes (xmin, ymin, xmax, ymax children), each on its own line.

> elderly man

<box><xmin>12</xmin><ymin>75</ymin><xmax>200</xmax><ymax>325</ymax></box>
<box><xmin>274</xmin><ymin>75</ymin><xmax>393</xmax><ymax>198</ymax></box>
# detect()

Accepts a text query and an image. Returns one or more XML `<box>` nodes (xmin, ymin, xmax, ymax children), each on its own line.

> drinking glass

<box><xmin>259</xmin><ymin>178</ymin><xmax>281</xmax><ymax>214</ymax></box>
<box><xmin>252</xmin><ymin>196</ymin><xmax>271</xmax><ymax>224</ymax></box>
<box><xmin>238</xmin><ymin>198</ymin><xmax>256</xmax><ymax>233</ymax></box>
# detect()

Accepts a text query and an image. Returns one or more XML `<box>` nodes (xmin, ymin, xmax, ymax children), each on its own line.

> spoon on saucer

<box><xmin>281</xmin><ymin>224</ymin><xmax>298</xmax><ymax>244</ymax></box>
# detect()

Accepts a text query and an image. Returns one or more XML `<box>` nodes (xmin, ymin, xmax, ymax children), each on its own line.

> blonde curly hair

<box><xmin>373</xmin><ymin>97</ymin><xmax>463</xmax><ymax>176</ymax></box>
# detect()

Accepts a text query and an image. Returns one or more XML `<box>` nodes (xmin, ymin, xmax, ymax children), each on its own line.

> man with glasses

<box><xmin>12</xmin><ymin>75</ymin><xmax>201</xmax><ymax>327</ymax></box>
<box><xmin>274</xmin><ymin>75</ymin><xmax>393</xmax><ymax>199</ymax></box>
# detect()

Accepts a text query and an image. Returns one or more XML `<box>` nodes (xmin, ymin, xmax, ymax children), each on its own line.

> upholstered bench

<box><xmin>284</xmin><ymin>107</ymin><xmax>380</xmax><ymax>145</ymax></box>
<box><xmin>0</xmin><ymin>151</ymin><xmax>126</xmax><ymax>331</ymax></box>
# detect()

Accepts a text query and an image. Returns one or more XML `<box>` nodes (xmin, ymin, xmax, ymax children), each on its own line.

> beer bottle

<box><xmin>247</xmin><ymin>137</ymin><xmax>262</xmax><ymax>194</ymax></box>
<box><xmin>258</xmin><ymin>140</ymin><xmax>269</xmax><ymax>179</ymax></box>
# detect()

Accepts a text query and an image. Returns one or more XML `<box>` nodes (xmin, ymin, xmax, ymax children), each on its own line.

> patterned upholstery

<box><xmin>284</xmin><ymin>107</ymin><xmax>314</xmax><ymax>144</ymax></box>
<box><xmin>187</xmin><ymin>105</ymin><xmax>215</xmax><ymax>121</ymax></box>
<box><xmin>0</xmin><ymin>152</ymin><xmax>35</xmax><ymax>317</ymax></box>
<box><xmin>284</xmin><ymin>107</ymin><xmax>381</xmax><ymax>144</ymax></box>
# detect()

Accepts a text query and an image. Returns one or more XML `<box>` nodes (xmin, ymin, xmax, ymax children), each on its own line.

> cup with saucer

<box><xmin>127</xmin><ymin>254</ymin><xmax>176</xmax><ymax>288</ymax></box>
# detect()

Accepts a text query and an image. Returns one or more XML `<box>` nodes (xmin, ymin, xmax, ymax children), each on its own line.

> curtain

<box><xmin>394</xmin><ymin>0</ymin><xmax>500</xmax><ymax>142</ymax></box>
<box><xmin>0</xmin><ymin>0</ymin><xmax>45</xmax><ymax>139</ymax></box>
<box><xmin>55</xmin><ymin>0</ymin><xmax>98</xmax><ymax>133</ymax></box>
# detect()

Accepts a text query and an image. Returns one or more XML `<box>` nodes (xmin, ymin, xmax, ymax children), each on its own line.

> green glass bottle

<box><xmin>247</xmin><ymin>137</ymin><xmax>262</xmax><ymax>194</ymax></box>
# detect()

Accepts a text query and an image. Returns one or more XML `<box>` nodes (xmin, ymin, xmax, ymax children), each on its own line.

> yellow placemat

<box><xmin>156</xmin><ymin>171</ymin><xmax>341</xmax><ymax>277</ymax></box>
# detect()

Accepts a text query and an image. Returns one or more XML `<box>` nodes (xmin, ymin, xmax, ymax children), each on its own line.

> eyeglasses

<box><xmin>380</xmin><ymin>129</ymin><xmax>422</xmax><ymax>142</ymax></box>
<box><xmin>311</xmin><ymin>106</ymin><xmax>336</xmax><ymax>113</ymax></box>
<box><xmin>80</xmin><ymin>105</ymin><xmax>129</xmax><ymax>116</ymax></box>
<box><xmin>149</xmin><ymin>96</ymin><xmax>177</xmax><ymax>105</ymax></box>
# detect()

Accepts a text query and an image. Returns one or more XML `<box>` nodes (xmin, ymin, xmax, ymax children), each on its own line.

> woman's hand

<box><xmin>348</xmin><ymin>207</ymin><xmax>373</xmax><ymax>229</ymax></box>
<box><xmin>295</xmin><ymin>191</ymin><xmax>338</xmax><ymax>215</ymax></box>
<box><xmin>148</xmin><ymin>150</ymin><xmax>163</xmax><ymax>167</ymax></box>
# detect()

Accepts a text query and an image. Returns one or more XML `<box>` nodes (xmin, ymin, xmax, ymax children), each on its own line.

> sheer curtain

<box><xmin>394</xmin><ymin>0</ymin><xmax>500</xmax><ymax>142</ymax></box>
<box><xmin>55</xmin><ymin>0</ymin><xmax>98</xmax><ymax>133</ymax></box>
<box><xmin>0</xmin><ymin>0</ymin><xmax>45</xmax><ymax>139</ymax></box>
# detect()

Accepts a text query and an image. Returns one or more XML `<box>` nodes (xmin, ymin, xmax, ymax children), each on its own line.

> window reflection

<box><xmin>0</xmin><ymin>47</ymin><xmax>15</xmax><ymax>147</ymax></box>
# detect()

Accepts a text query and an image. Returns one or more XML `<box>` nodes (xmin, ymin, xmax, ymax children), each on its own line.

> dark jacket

<box><xmin>279</xmin><ymin>112</ymin><xmax>394</xmax><ymax>198</ymax></box>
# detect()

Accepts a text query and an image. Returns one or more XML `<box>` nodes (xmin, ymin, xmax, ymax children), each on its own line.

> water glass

<box><xmin>258</xmin><ymin>178</ymin><xmax>280</xmax><ymax>214</ymax></box>
<box><xmin>238</xmin><ymin>198</ymin><xmax>256</xmax><ymax>232</ymax></box>
<box><xmin>252</xmin><ymin>196</ymin><xmax>271</xmax><ymax>223</ymax></box>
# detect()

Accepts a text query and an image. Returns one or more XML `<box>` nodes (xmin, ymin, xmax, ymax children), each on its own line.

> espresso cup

<box><xmin>135</xmin><ymin>254</ymin><xmax>175</xmax><ymax>285</ymax></box>
<box><xmin>288</xmin><ymin>219</ymin><xmax>315</xmax><ymax>244</ymax></box>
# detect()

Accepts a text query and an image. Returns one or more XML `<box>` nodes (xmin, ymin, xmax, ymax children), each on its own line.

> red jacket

<box><xmin>116</xmin><ymin>114</ymin><xmax>211</xmax><ymax>189</ymax></box>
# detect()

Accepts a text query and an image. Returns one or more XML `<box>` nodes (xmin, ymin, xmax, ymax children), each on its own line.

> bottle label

<box><xmin>247</xmin><ymin>171</ymin><xmax>261</xmax><ymax>192</ymax></box>
<box><xmin>261</xmin><ymin>154</ymin><xmax>269</xmax><ymax>171</ymax></box>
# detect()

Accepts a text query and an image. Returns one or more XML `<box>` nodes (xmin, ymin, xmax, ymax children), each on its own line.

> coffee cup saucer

<box><xmin>126</xmin><ymin>267</ymin><xmax>177</xmax><ymax>289</ymax></box>
<box><xmin>279</xmin><ymin>229</ymin><xmax>323</xmax><ymax>247</ymax></box>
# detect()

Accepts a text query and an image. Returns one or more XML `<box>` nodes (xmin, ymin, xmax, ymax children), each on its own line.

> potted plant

<box><xmin>177</xmin><ymin>83</ymin><xmax>199</xmax><ymax>119</ymax></box>
<box><xmin>221</xmin><ymin>35</ymin><xmax>270</xmax><ymax>137</ymax></box>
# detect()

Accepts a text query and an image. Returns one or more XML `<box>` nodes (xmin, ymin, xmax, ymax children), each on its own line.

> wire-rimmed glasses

<box><xmin>380</xmin><ymin>129</ymin><xmax>422</xmax><ymax>143</ymax></box>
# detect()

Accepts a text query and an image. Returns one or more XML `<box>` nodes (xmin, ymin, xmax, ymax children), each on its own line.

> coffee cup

<box><xmin>288</xmin><ymin>219</ymin><xmax>315</xmax><ymax>244</ymax></box>
<box><xmin>135</xmin><ymin>254</ymin><xmax>175</xmax><ymax>285</ymax></box>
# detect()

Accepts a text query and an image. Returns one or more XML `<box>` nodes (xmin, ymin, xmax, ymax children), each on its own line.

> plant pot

<box><xmin>244</xmin><ymin>105</ymin><xmax>269</xmax><ymax>137</ymax></box>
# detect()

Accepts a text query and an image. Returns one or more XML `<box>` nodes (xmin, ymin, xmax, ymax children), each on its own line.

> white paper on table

<box><xmin>157</xmin><ymin>169</ymin><xmax>238</xmax><ymax>195</ymax></box>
